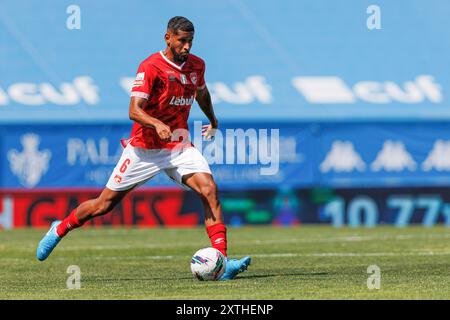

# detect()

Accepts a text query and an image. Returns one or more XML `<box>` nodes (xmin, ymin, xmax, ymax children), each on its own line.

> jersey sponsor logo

<box><xmin>114</xmin><ymin>175</ymin><xmax>122</xmax><ymax>184</ymax></box>
<box><xmin>135</xmin><ymin>72</ymin><xmax>145</xmax><ymax>81</ymax></box>
<box><xmin>169</xmin><ymin>95</ymin><xmax>195</xmax><ymax>106</ymax></box>
<box><xmin>180</xmin><ymin>74</ymin><xmax>187</xmax><ymax>85</ymax></box>
<box><xmin>133</xmin><ymin>72</ymin><xmax>145</xmax><ymax>87</ymax></box>
<box><xmin>7</xmin><ymin>133</ymin><xmax>52</xmax><ymax>188</ymax></box>
<box><xmin>190</xmin><ymin>72</ymin><xmax>197</xmax><ymax>85</ymax></box>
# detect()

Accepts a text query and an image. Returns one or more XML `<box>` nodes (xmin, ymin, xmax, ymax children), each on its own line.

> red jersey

<box><xmin>128</xmin><ymin>51</ymin><xmax>206</xmax><ymax>149</ymax></box>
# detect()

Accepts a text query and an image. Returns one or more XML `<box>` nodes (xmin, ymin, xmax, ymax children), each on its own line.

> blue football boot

<box><xmin>219</xmin><ymin>256</ymin><xmax>251</xmax><ymax>280</ymax></box>
<box><xmin>36</xmin><ymin>220</ymin><xmax>62</xmax><ymax>261</ymax></box>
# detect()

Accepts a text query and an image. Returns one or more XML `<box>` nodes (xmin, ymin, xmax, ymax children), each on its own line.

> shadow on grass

<box><xmin>86</xmin><ymin>271</ymin><xmax>329</xmax><ymax>283</ymax></box>
<box><xmin>85</xmin><ymin>276</ymin><xmax>197</xmax><ymax>282</ymax></box>
<box><xmin>235</xmin><ymin>272</ymin><xmax>329</xmax><ymax>280</ymax></box>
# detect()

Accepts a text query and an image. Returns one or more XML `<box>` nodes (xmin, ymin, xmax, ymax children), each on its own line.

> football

<box><xmin>190</xmin><ymin>247</ymin><xmax>226</xmax><ymax>281</ymax></box>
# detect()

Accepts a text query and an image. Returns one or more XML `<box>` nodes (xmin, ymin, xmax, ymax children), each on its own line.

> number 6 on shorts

<box><xmin>120</xmin><ymin>158</ymin><xmax>131</xmax><ymax>173</ymax></box>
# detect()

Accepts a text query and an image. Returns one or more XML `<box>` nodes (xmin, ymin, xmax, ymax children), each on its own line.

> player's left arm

<box><xmin>195</xmin><ymin>85</ymin><xmax>217</xmax><ymax>127</ymax></box>
<box><xmin>195</xmin><ymin>85</ymin><xmax>218</xmax><ymax>140</ymax></box>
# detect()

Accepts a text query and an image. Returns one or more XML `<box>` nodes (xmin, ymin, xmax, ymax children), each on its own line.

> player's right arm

<box><xmin>129</xmin><ymin>62</ymin><xmax>171</xmax><ymax>141</ymax></box>
<box><xmin>129</xmin><ymin>97</ymin><xmax>171</xmax><ymax>141</ymax></box>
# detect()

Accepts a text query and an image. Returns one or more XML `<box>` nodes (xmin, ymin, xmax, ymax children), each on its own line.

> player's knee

<box><xmin>198</xmin><ymin>181</ymin><xmax>218</xmax><ymax>201</ymax></box>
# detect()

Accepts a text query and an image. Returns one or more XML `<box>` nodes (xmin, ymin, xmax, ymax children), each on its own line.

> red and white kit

<box><xmin>106</xmin><ymin>51</ymin><xmax>211</xmax><ymax>191</ymax></box>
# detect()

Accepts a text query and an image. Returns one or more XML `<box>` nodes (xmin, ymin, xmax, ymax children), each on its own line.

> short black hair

<box><xmin>167</xmin><ymin>16</ymin><xmax>194</xmax><ymax>33</ymax></box>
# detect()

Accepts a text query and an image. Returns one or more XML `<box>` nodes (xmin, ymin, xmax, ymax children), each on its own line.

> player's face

<box><xmin>166</xmin><ymin>30</ymin><xmax>194</xmax><ymax>63</ymax></box>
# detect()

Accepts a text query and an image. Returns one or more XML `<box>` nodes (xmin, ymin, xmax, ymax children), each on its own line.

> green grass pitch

<box><xmin>0</xmin><ymin>226</ymin><xmax>449</xmax><ymax>299</ymax></box>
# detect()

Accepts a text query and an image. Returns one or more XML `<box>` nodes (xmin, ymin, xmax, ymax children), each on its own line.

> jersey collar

<box><xmin>159</xmin><ymin>50</ymin><xmax>186</xmax><ymax>70</ymax></box>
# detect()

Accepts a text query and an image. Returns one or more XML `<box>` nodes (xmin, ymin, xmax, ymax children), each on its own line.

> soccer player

<box><xmin>36</xmin><ymin>16</ymin><xmax>251</xmax><ymax>280</ymax></box>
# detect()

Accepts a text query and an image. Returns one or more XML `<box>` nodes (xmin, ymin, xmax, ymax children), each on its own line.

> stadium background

<box><xmin>1</xmin><ymin>0</ymin><xmax>449</xmax><ymax>229</ymax></box>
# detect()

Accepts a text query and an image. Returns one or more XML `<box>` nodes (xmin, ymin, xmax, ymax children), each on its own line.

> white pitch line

<box><xmin>1</xmin><ymin>250</ymin><xmax>450</xmax><ymax>263</ymax></box>
<box><xmin>252</xmin><ymin>251</ymin><xmax>450</xmax><ymax>258</ymax></box>
<box><xmin>3</xmin><ymin>233</ymin><xmax>450</xmax><ymax>252</ymax></box>
<box><xmin>52</xmin><ymin>233</ymin><xmax>450</xmax><ymax>251</ymax></box>
<box><xmin>55</xmin><ymin>250</ymin><xmax>450</xmax><ymax>260</ymax></box>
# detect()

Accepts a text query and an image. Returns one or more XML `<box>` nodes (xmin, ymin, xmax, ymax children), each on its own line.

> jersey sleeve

<box><xmin>197</xmin><ymin>60</ymin><xmax>206</xmax><ymax>90</ymax></box>
<box><xmin>130</xmin><ymin>62</ymin><xmax>157</xmax><ymax>99</ymax></box>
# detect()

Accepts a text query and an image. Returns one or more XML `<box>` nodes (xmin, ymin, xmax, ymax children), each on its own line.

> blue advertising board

<box><xmin>1</xmin><ymin>121</ymin><xmax>450</xmax><ymax>189</ymax></box>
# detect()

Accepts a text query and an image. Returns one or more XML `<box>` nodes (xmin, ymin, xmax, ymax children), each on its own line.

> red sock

<box><xmin>206</xmin><ymin>223</ymin><xmax>227</xmax><ymax>257</ymax></box>
<box><xmin>56</xmin><ymin>209</ymin><xmax>84</xmax><ymax>237</ymax></box>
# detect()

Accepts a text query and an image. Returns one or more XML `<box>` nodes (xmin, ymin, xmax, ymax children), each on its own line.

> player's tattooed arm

<box><xmin>195</xmin><ymin>86</ymin><xmax>218</xmax><ymax>128</ymax></box>
<box><xmin>129</xmin><ymin>96</ymin><xmax>171</xmax><ymax>141</ymax></box>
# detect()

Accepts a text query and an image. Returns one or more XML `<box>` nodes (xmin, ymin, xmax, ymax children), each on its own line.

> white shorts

<box><xmin>106</xmin><ymin>144</ymin><xmax>212</xmax><ymax>191</ymax></box>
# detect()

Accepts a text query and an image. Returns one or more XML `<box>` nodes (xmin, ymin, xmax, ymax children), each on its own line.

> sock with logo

<box><xmin>56</xmin><ymin>209</ymin><xmax>84</xmax><ymax>237</ymax></box>
<box><xmin>206</xmin><ymin>223</ymin><xmax>227</xmax><ymax>257</ymax></box>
